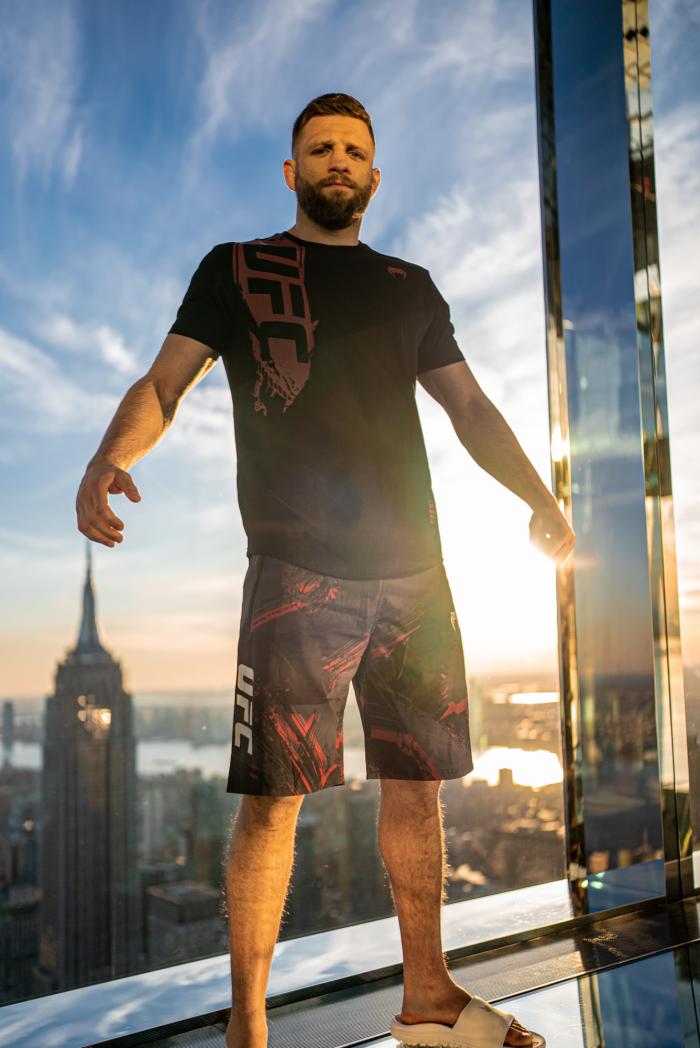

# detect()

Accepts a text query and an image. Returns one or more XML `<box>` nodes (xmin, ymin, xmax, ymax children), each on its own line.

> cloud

<box><xmin>653</xmin><ymin>105</ymin><xmax>700</xmax><ymax>404</ymax></box>
<box><xmin>162</xmin><ymin>381</ymin><xmax>235</xmax><ymax>461</ymax></box>
<box><xmin>0</xmin><ymin>327</ymin><xmax>118</xmax><ymax>436</ymax></box>
<box><xmin>182</xmin><ymin>0</ymin><xmax>531</xmax><ymax>185</ymax></box>
<box><xmin>184</xmin><ymin>0</ymin><xmax>331</xmax><ymax>177</ymax></box>
<box><xmin>0</xmin><ymin>1</ymin><xmax>85</xmax><ymax>188</ymax></box>
<box><xmin>33</xmin><ymin>314</ymin><xmax>141</xmax><ymax>377</ymax></box>
<box><xmin>396</xmin><ymin>172</ymin><xmax>545</xmax><ymax>412</ymax></box>
<box><xmin>0</xmin><ymin>315</ymin><xmax>232</xmax><ymax>456</ymax></box>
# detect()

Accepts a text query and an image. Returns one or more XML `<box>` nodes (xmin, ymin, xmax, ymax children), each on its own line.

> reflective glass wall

<box><xmin>0</xmin><ymin>0</ymin><xmax>694</xmax><ymax>1010</ymax></box>
<box><xmin>647</xmin><ymin>0</ymin><xmax>700</xmax><ymax>885</ymax></box>
<box><xmin>533</xmin><ymin>0</ymin><xmax>697</xmax><ymax>911</ymax></box>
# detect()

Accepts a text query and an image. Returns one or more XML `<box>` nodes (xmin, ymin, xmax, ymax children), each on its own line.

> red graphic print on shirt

<box><xmin>232</xmin><ymin>236</ymin><xmax>319</xmax><ymax>415</ymax></box>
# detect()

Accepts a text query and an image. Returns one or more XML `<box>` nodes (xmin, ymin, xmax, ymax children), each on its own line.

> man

<box><xmin>77</xmin><ymin>93</ymin><xmax>569</xmax><ymax>1048</ymax></box>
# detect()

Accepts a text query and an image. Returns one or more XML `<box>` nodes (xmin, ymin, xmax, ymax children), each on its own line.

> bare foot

<box><xmin>398</xmin><ymin>984</ymin><xmax>534</xmax><ymax>1046</ymax></box>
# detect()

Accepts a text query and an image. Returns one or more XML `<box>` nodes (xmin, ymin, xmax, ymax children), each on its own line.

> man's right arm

<box><xmin>76</xmin><ymin>333</ymin><xmax>218</xmax><ymax>548</ymax></box>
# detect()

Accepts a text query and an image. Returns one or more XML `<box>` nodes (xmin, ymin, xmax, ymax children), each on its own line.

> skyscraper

<box><xmin>34</xmin><ymin>544</ymin><xmax>142</xmax><ymax>992</ymax></box>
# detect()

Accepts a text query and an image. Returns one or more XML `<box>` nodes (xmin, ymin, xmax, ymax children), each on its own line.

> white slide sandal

<box><xmin>390</xmin><ymin>993</ymin><xmax>546</xmax><ymax>1048</ymax></box>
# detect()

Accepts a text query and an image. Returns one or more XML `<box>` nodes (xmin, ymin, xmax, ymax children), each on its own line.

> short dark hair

<box><xmin>291</xmin><ymin>93</ymin><xmax>375</xmax><ymax>158</ymax></box>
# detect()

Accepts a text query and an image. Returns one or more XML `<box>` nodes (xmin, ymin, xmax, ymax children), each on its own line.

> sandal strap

<box><xmin>452</xmin><ymin>994</ymin><xmax>515</xmax><ymax>1047</ymax></box>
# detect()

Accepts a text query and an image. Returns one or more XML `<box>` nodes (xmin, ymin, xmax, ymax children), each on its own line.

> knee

<box><xmin>379</xmin><ymin>778</ymin><xmax>443</xmax><ymax>813</ymax></box>
<box><xmin>239</xmin><ymin>792</ymin><xmax>305</xmax><ymax>827</ymax></box>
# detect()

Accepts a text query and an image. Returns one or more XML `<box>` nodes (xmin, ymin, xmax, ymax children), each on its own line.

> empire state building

<box><xmin>34</xmin><ymin>543</ymin><xmax>142</xmax><ymax>992</ymax></box>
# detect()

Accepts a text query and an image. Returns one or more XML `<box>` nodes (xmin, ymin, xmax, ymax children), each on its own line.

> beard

<box><xmin>293</xmin><ymin>170</ymin><xmax>373</xmax><ymax>231</ymax></box>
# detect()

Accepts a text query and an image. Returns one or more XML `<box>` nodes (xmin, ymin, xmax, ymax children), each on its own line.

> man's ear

<box><xmin>370</xmin><ymin>167</ymin><xmax>381</xmax><ymax>198</ymax></box>
<box><xmin>283</xmin><ymin>158</ymin><xmax>296</xmax><ymax>190</ymax></box>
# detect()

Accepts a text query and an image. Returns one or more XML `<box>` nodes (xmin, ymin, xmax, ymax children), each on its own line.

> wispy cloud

<box><xmin>33</xmin><ymin>314</ymin><xmax>141</xmax><ymax>377</ymax></box>
<box><xmin>653</xmin><ymin>105</ymin><xmax>700</xmax><ymax>403</ymax></box>
<box><xmin>162</xmin><ymin>381</ymin><xmax>235</xmax><ymax>461</ymax></box>
<box><xmin>182</xmin><ymin>0</ymin><xmax>531</xmax><ymax>188</ymax></box>
<box><xmin>0</xmin><ymin>315</ymin><xmax>233</xmax><ymax>464</ymax></box>
<box><xmin>0</xmin><ymin>0</ymin><xmax>85</xmax><ymax>188</ymax></box>
<box><xmin>0</xmin><ymin>327</ymin><xmax>117</xmax><ymax>436</ymax></box>
<box><xmin>184</xmin><ymin>0</ymin><xmax>331</xmax><ymax>181</ymax></box>
<box><xmin>397</xmin><ymin>169</ymin><xmax>545</xmax><ymax>412</ymax></box>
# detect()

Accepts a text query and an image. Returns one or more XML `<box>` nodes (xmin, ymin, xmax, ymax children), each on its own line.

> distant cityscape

<box><xmin>0</xmin><ymin>548</ymin><xmax>696</xmax><ymax>1006</ymax></box>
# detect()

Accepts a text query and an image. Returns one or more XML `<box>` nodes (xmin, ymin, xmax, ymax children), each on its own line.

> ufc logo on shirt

<box><xmin>233</xmin><ymin>663</ymin><xmax>255</xmax><ymax>755</ymax></box>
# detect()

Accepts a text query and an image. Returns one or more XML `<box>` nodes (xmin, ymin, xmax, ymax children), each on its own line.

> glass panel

<box><xmin>647</xmin><ymin>0</ymin><xmax>700</xmax><ymax>886</ymax></box>
<box><xmin>534</xmin><ymin>0</ymin><xmax>691</xmax><ymax>909</ymax></box>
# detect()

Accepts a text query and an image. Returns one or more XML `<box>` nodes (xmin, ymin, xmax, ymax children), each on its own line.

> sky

<box><xmin>0</xmin><ymin>0</ymin><xmax>697</xmax><ymax>697</ymax></box>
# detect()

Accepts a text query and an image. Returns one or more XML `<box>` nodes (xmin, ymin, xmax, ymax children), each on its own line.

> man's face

<box><xmin>285</xmin><ymin>115</ymin><xmax>380</xmax><ymax>230</ymax></box>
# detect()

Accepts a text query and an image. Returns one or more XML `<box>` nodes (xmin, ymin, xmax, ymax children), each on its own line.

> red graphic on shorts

<box><xmin>440</xmin><ymin>697</ymin><xmax>468</xmax><ymax>719</ymax></box>
<box><xmin>251</xmin><ymin>598</ymin><xmax>306</xmax><ymax>632</ymax></box>
<box><xmin>369</xmin><ymin>621</ymin><xmax>422</xmax><ymax>662</ymax></box>
<box><xmin>323</xmin><ymin>636</ymin><xmax>369</xmax><ymax>691</ymax></box>
<box><xmin>371</xmin><ymin>727</ymin><xmax>443</xmax><ymax>777</ymax></box>
<box><xmin>232</xmin><ymin>235</ymin><xmax>319</xmax><ymax>415</ymax></box>
<box><xmin>250</xmin><ymin>570</ymin><xmax>340</xmax><ymax>632</ymax></box>
<box><xmin>266</xmin><ymin>704</ymin><xmax>341</xmax><ymax>792</ymax></box>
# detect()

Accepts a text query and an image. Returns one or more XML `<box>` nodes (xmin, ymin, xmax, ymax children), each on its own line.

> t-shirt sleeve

<box><xmin>416</xmin><ymin>272</ymin><xmax>465</xmax><ymax>374</ymax></box>
<box><xmin>168</xmin><ymin>244</ymin><xmax>236</xmax><ymax>360</ymax></box>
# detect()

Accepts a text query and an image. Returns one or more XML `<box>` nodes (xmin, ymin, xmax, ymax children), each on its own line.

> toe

<box><xmin>505</xmin><ymin>1018</ymin><xmax>533</xmax><ymax>1046</ymax></box>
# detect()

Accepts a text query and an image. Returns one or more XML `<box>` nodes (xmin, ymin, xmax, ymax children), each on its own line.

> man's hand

<box><xmin>76</xmin><ymin>459</ymin><xmax>142</xmax><ymax>548</ymax></box>
<box><xmin>529</xmin><ymin>495</ymin><xmax>575</xmax><ymax>565</ymax></box>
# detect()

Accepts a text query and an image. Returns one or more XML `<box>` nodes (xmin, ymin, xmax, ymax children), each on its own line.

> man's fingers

<box><xmin>553</xmin><ymin>540</ymin><xmax>574</xmax><ymax>564</ymax></box>
<box><xmin>86</xmin><ymin>490</ymin><xmax>124</xmax><ymax>531</ymax></box>
<box><xmin>95</xmin><ymin>513</ymin><xmax>124</xmax><ymax>542</ymax></box>
<box><xmin>97</xmin><ymin>466</ymin><xmax>139</xmax><ymax>492</ymax></box>
<box><xmin>105</xmin><ymin>469</ymin><xmax>141</xmax><ymax>502</ymax></box>
<box><xmin>92</xmin><ymin>474</ymin><xmax>136</xmax><ymax>526</ymax></box>
<box><xmin>82</xmin><ymin>523</ymin><xmax>120</xmax><ymax>548</ymax></box>
<box><xmin>529</xmin><ymin>508</ymin><xmax>575</xmax><ymax>564</ymax></box>
<box><xmin>99</xmin><ymin>503</ymin><xmax>125</xmax><ymax>530</ymax></box>
<box><xmin>78</xmin><ymin>507</ymin><xmax>125</xmax><ymax>549</ymax></box>
<box><xmin>76</xmin><ymin>465</ymin><xmax>140</xmax><ymax>547</ymax></box>
<box><xmin>532</xmin><ymin>529</ymin><xmax>573</xmax><ymax>563</ymax></box>
<box><xmin>90</xmin><ymin>518</ymin><xmax>123</xmax><ymax>543</ymax></box>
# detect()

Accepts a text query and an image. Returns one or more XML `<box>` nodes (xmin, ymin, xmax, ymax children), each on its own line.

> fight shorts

<box><xmin>226</xmin><ymin>554</ymin><xmax>474</xmax><ymax>796</ymax></box>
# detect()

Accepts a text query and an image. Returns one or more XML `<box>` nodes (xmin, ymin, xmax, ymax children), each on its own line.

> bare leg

<box><xmin>224</xmin><ymin>793</ymin><xmax>304</xmax><ymax>1048</ymax></box>
<box><xmin>377</xmin><ymin>778</ymin><xmax>533</xmax><ymax>1047</ymax></box>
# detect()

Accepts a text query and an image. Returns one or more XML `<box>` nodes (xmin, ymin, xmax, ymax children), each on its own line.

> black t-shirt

<box><xmin>168</xmin><ymin>230</ymin><xmax>465</xmax><ymax>579</ymax></box>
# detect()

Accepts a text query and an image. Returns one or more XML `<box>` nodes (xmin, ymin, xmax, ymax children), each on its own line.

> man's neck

<box><xmin>286</xmin><ymin>221</ymin><xmax>361</xmax><ymax>247</ymax></box>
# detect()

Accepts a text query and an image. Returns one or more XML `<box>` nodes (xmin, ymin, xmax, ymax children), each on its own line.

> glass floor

<box><xmin>94</xmin><ymin>898</ymin><xmax>700</xmax><ymax>1047</ymax></box>
<box><xmin>164</xmin><ymin>947</ymin><xmax>700</xmax><ymax>1047</ymax></box>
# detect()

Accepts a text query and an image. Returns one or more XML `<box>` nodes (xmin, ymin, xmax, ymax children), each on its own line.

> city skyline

<box><xmin>1</xmin><ymin>0</ymin><xmax>697</xmax><ymax>697</ymax></box>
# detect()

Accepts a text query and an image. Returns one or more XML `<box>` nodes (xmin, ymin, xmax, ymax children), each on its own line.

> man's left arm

<box><xmin>418</xmin><ymin>360</ymin><xmax>576</xmax><ymax>565</ymax></box>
